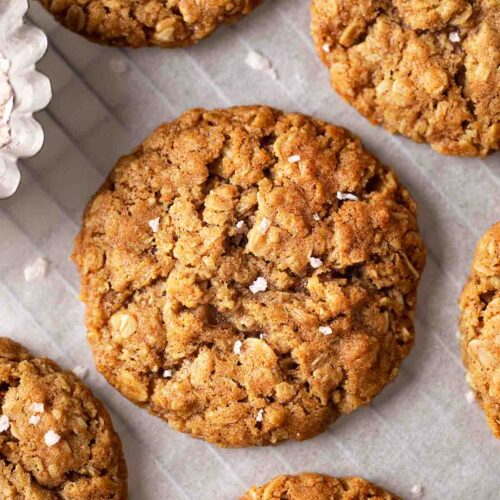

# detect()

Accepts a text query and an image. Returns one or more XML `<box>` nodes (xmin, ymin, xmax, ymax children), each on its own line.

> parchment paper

<box><xmin>1</xmin><ymin>1</ymin><xmax>499</xmax><ymax>498</ymax></box>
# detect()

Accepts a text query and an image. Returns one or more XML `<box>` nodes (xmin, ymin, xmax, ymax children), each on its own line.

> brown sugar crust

<box><xmin>311</xmin><ymin>0</ymin><xmax>500</xmax><ymax>156</ymax></box>
<box><xmin>72</xmin><ymin>106</ymin><xmax>425</xmax><ymax>447</ymax></box>
<box><xmin>240</xmin><ymin>473</ymin><xmax>400</xmax><ymax>500</ymax></box>
<box><xmin>39</xmin><ymin>0</ymin><xmax>262</xmax><ymax>48</ymax></box>
<box><xmin>459</xmin><ymin>222</ymin><xmax>500</xmax><ymax>437</ymax></box>
<box><xmin>0</xmin><ymin>337</ymin><xmax>127</xmax><ymax>499</ymax></box>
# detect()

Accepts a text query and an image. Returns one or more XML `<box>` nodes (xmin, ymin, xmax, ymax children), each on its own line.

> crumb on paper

<box><xmin>29</xmin><ymin>402</ymin><xmax>44</xmax><ymax>414</ymax></box>
<box><xmin>258</xmin><ymin>217</ymin><xmax>271</xmax><ymax>234</ymax></box>
<box><xmin>336</xmin><ymin>191</ymin><xmax>359</xmax><ymax>201</ymax></box>
<box><xmin>29</xmin><ymin>415</ymin><xmax>41</xmax><ymax>426</ymax></box>
<box><xmin>249</xmin><ymin>276</ymin><xmax>268</xmax><ymax>294</ymax></box>
<box><xmin>449</xmin><ymin>32</ymin><xmax>460</xmax><ymax>42</ymax></box>
<box><xmin>44</xmin><ymin>430</ymin><xmax>61</xmax><ymax>447</ymax></box>
<box><xmin>163</xmin><ymin>369</ymin><xmax>172</xmax><ymax>378</ymax></box>
<box><xmin>0</xmin><ymin>415</ymin><xmax>9</xmax><ymax>432</ymax></box>
<box><xmin>245</xmin><ymin>50</ymin><xmax>278</xmax><ymax>80</ymax></box>
<box><xmin>465</xmin><ymin>391</ymin><xmax>475</xmax><ymax>404</ymax></box>
<box><xmin>148</xmin><ymin>217</ymin><xmax>160</xmax><ymax>233</ymax></box>
<box><xmin>288</xmin><ymin>155</ymin><xmax>301</xmax><ymax>163</ymax></box>
<box><xmin>109</xmin><ymin>58</ymin><xmax>128</xmax><ymax>74</ymax></box>
<box><xmin>411</xmin><ymin>484</ymin><xmax>423</xmax><ymax>497</ymax></box>
<box><xmin>309</xmin><ymin>256</ymin><xmax>323</xmax><ymax>269</ymax></box>
<box><xmin>24</xmin><ymin>257</ymin><xmax>48</xmax><ymax>282</ymax></box>
<box><xmin>72</xmin><ymin>365</ymin><xmax>88</xmax><ymax>379</ymax></box>
<box><xmin>455</xmin><ymin>330</ymin><xmax>461</xmax><ymax>339</ymax></box>
<box><xmin>319</xmin><ymin>326</ymin><xmax>332</xmax><ymax>336</ymax></box>
<box><xmin>256</xmin><ymin>409</ymin><xmax>264</xmax><ymax>422</ymax></box>
<box><xmin>233</xmin><ymin>340</ymin><xmax>243</xmax><ymax>355</ymax></box>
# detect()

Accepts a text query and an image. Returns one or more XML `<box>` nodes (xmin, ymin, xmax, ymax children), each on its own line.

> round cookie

<box><xmin>0</xmin><ymin>338</ymin><xmax>127</xmax><ymax>498</ymax></box>
<box><xmin>40</xmin><ymin>0</ymin><xmax>262</xmax><ymax>48</ymax></box>
<box><xmin>72</xmin><ymin>105</ymin><xmax>425</xmax><ymax>447</ymax></box>
<box><xmin>459</xmin><ymin>222</ymin><xmax>500</xmax><ymax>437</ymax></box>
<box><xmin>311</xmin><ymin>0</ymin><xmax>500</xmax><ymax>156</ymax></box>
<box><xmin>240</xmin><ymin>473</ymin><xmax>400</xmax><ymax>500</ymax></box>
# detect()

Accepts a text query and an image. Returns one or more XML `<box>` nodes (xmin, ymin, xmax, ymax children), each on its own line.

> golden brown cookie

<box><xmin>311</xmin><ymin>0</ymin><xmax>500</xmax><ymax>156</ymax></box>
<box><xmin>459</xmin><ymin>222</ymin><xmax>500</xmax><ymax>437</ymax></box>
<box><xmin>0</xmin><ymin>337</ymin><xmax>127</xmax><ymax>499</ymax></box>
<box><xmin>39</xmin><ymin>0</ymin><xmax>262</xmax><ymax>48</ymax></box>
<box><xmin>72</xmin><ymin>105</ymin><xmax>425</xmax><ymax>447</ymax></box>
<box><xmin>240</xmin><ymin>473</ymin><xmax>400</xmax><ymax>500</ymax></box>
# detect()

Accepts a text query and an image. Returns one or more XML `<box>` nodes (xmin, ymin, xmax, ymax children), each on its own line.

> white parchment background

<box><xmin>1</xmin><ymin>1</ymin><xmax>499</xmax><ymax>498</ymax></box>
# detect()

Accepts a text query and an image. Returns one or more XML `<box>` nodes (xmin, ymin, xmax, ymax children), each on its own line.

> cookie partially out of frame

<box><xmin>0</xmin><ymin>337</ymin><xmax>127</xmax><ymax>499</ymax></box>
<box><xmin>311</xmin><ymin>0</ymin><xmax>500</xmax><ymax>156</ymax></box>
<box><xmin>240</xmin><ymin>473</ymin><xmax>400</xmax><ymax>500</ymax></box>
<box><xmin>73</xmin><ymin>105</ymin><xmax>425</xmax><ymax>447</ymax></box>
<box><xmin>459</xmin><ymin>222</ymin><xmax>500</xmax><ymax>437</ymax></box>
<box><xmin>39</xmin><ymin>0</ymin><xmax>262</xmax><ymax>48</ymax></box>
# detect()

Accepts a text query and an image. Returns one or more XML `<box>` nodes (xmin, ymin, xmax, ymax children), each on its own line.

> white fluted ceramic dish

<box><xmin>0</xmin><ymin>0</ymin><xmax>51</xmax><ymax>199</ymax></box>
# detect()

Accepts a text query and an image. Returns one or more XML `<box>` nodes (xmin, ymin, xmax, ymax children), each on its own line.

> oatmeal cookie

<box><xmin>311</xmin><ymin>0</ymin><xmax>500</xmax><ymax>156</ymax></box>
<box><xmin>0</xmin><ymin>337</ymin><xmax>127</xmax><ymax>498</ymax></box>
<box><xmin>241</xmin><ymin>473</ymin><xmax>400</xmax><ymax>500</ymax></box>
<box><xmin>72</xmin><ymin>105</ymin><xmax>425</xmax><ymax>447</ymax></box>
<box><xmin>39</xmin><ymin>0</ymin><xmax>262</xmax><ymax>48</ymax></box>
<box><xmin>459</xmin><ymin>222</ymin><xmax>500</xmax><ymax>437</ymax></box>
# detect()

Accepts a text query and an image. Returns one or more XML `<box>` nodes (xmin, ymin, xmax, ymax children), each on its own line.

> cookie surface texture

<box><xmin>0</xmin><ymin>337</ymin><xmax>127</xmax><ymax>499</ymax></box>
<box><xmin>240</xmin><ymin>473</ymin><xmax>400</xmax><ymax>500</ymax></box>
<box><xmin>39</xmin><ymin>0</ymin><xmax>262</xmax><ymax>48</ymax></box>
<box><xmin>73</xmin><ymin>105</ymin><xmax>426</xmax><ymax>447</ymax></box>
<box><xmin>459</xmin><ymin>222</ymin><xmax>500</xmax><ymax>437</ymax></box>
<box><xmin>311</xmin><ymin>0</ymin><xmax>500</xmax><ymax>156</ymax></box>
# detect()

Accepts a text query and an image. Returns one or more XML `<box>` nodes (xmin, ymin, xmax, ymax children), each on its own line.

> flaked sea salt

<box><xmin>249</xmin><ymin>276</ymin><xmax>268</xmax><ymax>294</ymax></box>
<box><xmin>24</xmin><ymin>257</ymin><xmax>48</xmax><ymax>282</ymax></box>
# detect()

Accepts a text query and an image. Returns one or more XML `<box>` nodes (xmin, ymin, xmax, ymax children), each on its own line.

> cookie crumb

<box><xmin>319</xmin><ymin>326</ymin><xmax>333</xmax><ymax>336</ymax></box>
<box><xmin>109</xmin><ymin>58</ymin><xmax>128</xmax><ymax>74</ymax></box>
<box><xmin>309</xmin><ymin>256</ymin><xmax>323</xmax><ymax>269</ymax></box>
<box><xmin>233</xmin><ymin>340</ymin><xmax>243</xmax><ymax>355</ymax></box>
<box><xmin>163</xmin><ymin>369</ymin><xmax>172</xmax><ymax>378</ymax></box>
<box><xmin>411</xmin><ymin>484</ymin><xmax>423</xmax><ymax>497</ymax></box>
<box><xmin>336</xmin><ymin>191</ymin><xmax>359</xmax><ymax>201</ymax></box>
<box><xmin>29</xmin><ymin>402</ymin><xmax>44</xmax><ymax>413</ymax></box>
<box><xmin>29</xmin><ymin>415</ymin><xmax>41</xmax><ymax>426</ymax></box>
<box><xmin>0</xmin><ymin>415</ymin><xmax>9</xmax><ymax>432</ymax></box>
<box><xmin>72</xmin><ymin>365</ymin><xmax>88</xmax><ymax>379</ymax></box>
<box><xmin>148</xmin><ymin>217</ymin><xmax>160</xmax><ymax>233</ymax></box>
<box><xmin>256</xmin><ymin>409</ymin><xmax>264</xmax><ymax>422</ymax></box>
<box><xmin>259</xmin><ymin>217</ymin><xmax>271</xmax><ymax>234</ymax></box>
<box><xmin>44</xmin><ymin>430</ymin><xmax>61</xmax><ymax>447</ymax></box>
<box><xmin>448</xmin><ymin>32</ymin><xmax>460</xmax><ymax>43</ymax></box>
<box><xmin>288</xmin><ymin>154</ymin><xmax>301</xmax><ymax>163</ymax></box>
<box><xmin>322</xmin><ymin>43</ymin><xmax>331</xmax><ymax>53</ymax></box>
<box><xmin>465</xmin><ymin>391</ymin><xmax>475</xmax><ymax>403</ymax></box>
<box><xmin>24</xmin><ymin>257</ymin><xmax>48</xmax><ymax>282</ymax></box>
<box><xmin>249</xmin><ymin>276</ymin><xmax>268</xmax><ymax>294</ymax></box>
<box><xmin>313</xmin><ymin>213</ymin><xmax>321</xmax><ymax>221</ymax></box>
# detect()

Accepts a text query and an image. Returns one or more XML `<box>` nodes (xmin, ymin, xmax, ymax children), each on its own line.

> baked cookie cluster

<box><xmin>39</xmin><ymin>0</ymin><xmax>262</xmax><ymax>47</ymax></box>
<box><xmin>459</xmin><ymin>222</ymin><xmax>500</xmax><ymax>437</ymax></box>
<box><xmin>0</xmin><ymin>338</ymin><xmax>127</xmax><ymax>499</ymax></box>
<box><xmin>311</xmin><ymin>0</ymin><xmax>500</xmax><ymax>156</ymax></box>
<box><xmin>73</xmin><ymin>105</ymin><xmax>425</xmax><ymax>447</ymax></box>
